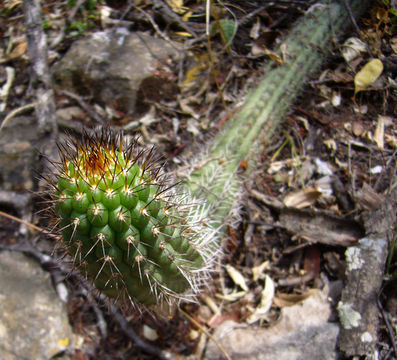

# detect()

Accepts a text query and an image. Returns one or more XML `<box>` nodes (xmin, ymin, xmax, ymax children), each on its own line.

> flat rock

<box><xmin>206</xmin><ymin>290</ymin><xmax>339</xmax><ymax>360</ymax></box>
<box><xmin>0</xmin><ymin>250</ymin><xmax>73</xmax><ymax>360</ymax></box>
<box><xmin>52</xmin><ymin>29</ymin><xmax>180</xmax><ymax>115</ymax></box>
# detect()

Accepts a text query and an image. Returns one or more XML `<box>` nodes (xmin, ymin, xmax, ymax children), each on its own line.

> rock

<box><xmin>56</xmin><ymin>106</ymin><xmax>86</xmax><ymax>122</ymax></box>
<box><xmin>52</xmin><ymin>29</ymin><xmax>180</xmax><ymax>116</ymax></box>
<box><xmin>337</xmin><ymin>187</ymin><xmax>395</xmax><ymax>357</ymax></box>
<box><xmin>0</xmin><ymin>116</ymin><xmax>44</xmax><ymax>192</ymax></box>
<box><xmin>205</xmin><ymin>290</ymin><xmax>339</xmax><ymax>360</ymax></box>
<box><xmin>0</xmin><ymin>250</ymin><xmax>74</xmax><ymax>360</ymax></box>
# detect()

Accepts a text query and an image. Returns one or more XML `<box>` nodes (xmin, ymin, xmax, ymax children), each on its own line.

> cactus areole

<box><xmin>47</xmin><ymin>129</ymin><xmax>214</xmax><ymax>308</ymax></box>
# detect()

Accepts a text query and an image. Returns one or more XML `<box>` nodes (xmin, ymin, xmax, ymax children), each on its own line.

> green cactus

<box><xmin>48</xmin><ymin>129</ymin><xmax>215</xmax><ymax>308</ymax></box>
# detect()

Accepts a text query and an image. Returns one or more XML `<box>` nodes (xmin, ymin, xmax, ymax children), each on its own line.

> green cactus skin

<box><xmin>47</xmin><ymin>129</ymin><xmax>214</xmax><ymax>308</ymax></box>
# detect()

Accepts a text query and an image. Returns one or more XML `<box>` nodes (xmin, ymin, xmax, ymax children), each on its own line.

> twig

<box><xmin>0</xmin><ymin>209</ymin><xmax>57</xmax><ymax>239</ymax></box>
<box><xmin>238</xmin><ymin>6</ymin><xmax>269</xmax><ymax>27</ymax></box>
<box><xmin>377</xmin><ymin>296</ymin><xmax>397</xmax><ymax>357</ymax></box>
<box><xmin>178</xmin><ymin>307</ymin><xmax>232</xmax><ymax>360</ymax></box>
<box><xmin>60</xmin><ymin>89</ymin><xmax>105</xmax><ymax>124</ymax></box>
<box><xmin>131</xmin><ymin>5</ymin><xmax>182</xmax><ymax>52</ymax></box>
<box><xmin>205</xmin><ymin>1</ymin><xmax>228</xmax><ymax>113</ymax></box>
<box><xmin>23</xmin><ymin>0</ymin><xmax>58</xmax><ymax>137</ymax></box>
<box><xmin>249</xmin><ymin>189</ymin><xmax>284</xmax><ymax>210</ymax></box>
<box><xmin>50</xmin><ymin>0</ymin><xmax>86</xmax><ymax>48</ymax></box>
<box><xmin>340</xmin><ymin>0</ymin><xmax>374</xmax><ymax>57</ymax></box>
<box><xmin>0</xmin><ymin>66</ymin><xmax>15</xmax><ymax>112</ymax></box>
<box><xmin>77</xmin><ymin>289</ymin><xmax>108</xmax><ymax>338</ymax></box>
<box><xmin>0</xmin><ymin>102</ymin><xmax>37</xmax><ymax>132</ymax></box>
<box><xmin>107</xmin><ymin>301</ymin><xmax>173</xmax><ymax>360</ymax></box>
<box><xmin>152</xmin><ymin>0</ymin><xmax>198</xmax><ymax>37</ymax></box>
<box><xmin>278</xmin><ymin>272</ymin><xmax>314</xmax><ymax>287</ymax></box>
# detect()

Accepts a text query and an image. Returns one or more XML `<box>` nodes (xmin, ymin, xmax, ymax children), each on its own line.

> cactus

<box><xmin>180</xmin><ymin>0</ymin><xmax>369</xmax><ymax>226</ymax></box>
<box><xmin>44</xmin><ymin>0</ymin><xmax>368</xmax><ymax>310</ymax></box>
<box><xmin>47</xmin><ymin>129</ymin><xmax>216</xmax><ymax>308</ymax></box>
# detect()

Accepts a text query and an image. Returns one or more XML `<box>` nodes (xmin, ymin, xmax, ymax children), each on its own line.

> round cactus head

<box><xmin>45</xmin><ymin>128</ymin><xmax>216</xmax><ymax>310</ymax></box>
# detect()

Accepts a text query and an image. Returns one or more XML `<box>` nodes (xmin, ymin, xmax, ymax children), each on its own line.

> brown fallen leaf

<box><xmin>373</xmin><ymin>115</ymin><xmax>385</xmax><ymax>150</ymax></box>
<box><xmin>283</xmin><ymin>188</ymin><xmax>322</xmax><ymax>208</ymax></box>
<box><xmin>273</xmin><ymin>289</ymin><xmax>319</xmax><ymax>307</ymax></box>
<box><xmin>7</xmin><ymin>41</ymin><xmax>27</xmax><ymax>60</ymax></box>
<box><xmin>355</xmin><ymin>182</ymin><xmax>385</xmax><ymax>211</ymax></box>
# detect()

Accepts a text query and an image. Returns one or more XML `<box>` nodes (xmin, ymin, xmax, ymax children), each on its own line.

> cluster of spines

<box><xmin>44</xmin><ymin>129</ymin><xmax>215</xmax><ymax>309</ymax></box>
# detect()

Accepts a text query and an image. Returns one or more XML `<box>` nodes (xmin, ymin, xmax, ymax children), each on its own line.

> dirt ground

<box><xmin>0</xmin><ymin>1</ymin><xmax>396</xmax><ymax>359</ymax></box>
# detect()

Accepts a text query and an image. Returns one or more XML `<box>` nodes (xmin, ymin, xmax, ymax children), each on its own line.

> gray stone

<box><xmin>52</xmin><ymin>29</ymin><xmax>180</xmax><ymax>115</ymax></box>
<box><xmin>205</xmin><ymin>290</ymin><xmax>339</xmax><ymax>360</ymax></box>
<box><xmin>0</xmin><ymin>116</ymin><xmax>43</xmax><ymax>192</ymax></box>
<box><xmin>337</xmin><ymin>186</ymin><xmax>395</xmax><ymax>356</ymax></box>
<box><xmin>0</xmin><ymin>251</ymin><xmax>73</xmax><ymax>360</ymax></box>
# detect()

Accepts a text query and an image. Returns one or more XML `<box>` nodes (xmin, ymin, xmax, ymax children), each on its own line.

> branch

<box><xmin>23</xmin><ymin>0</ymin><xmax>57</xmax><ymax>138</ymax></box>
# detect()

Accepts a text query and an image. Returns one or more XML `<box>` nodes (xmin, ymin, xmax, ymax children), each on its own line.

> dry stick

<box><xmin>205</xmin><ymin>0</ymin><xmax>228</xmax><ymax>113</ymax></box>
<box><xmin>23</xmin><ymin>0</ymin><xmax>58</xmax><ymax>138</ymax></box>
<box><xmin>178</xmin><ymin>308</ymin><xmax>232</xmax><ymax>360</ymax></box>
<box><xmin>108</xmin><ymin>301</ymin><xmax>173</xmax><ymax>360</ymax></box>
<box><xmin>60</xmin><ymin>89</ymin><xmax>105</xmax><ymax>124</ymax></box>
<box><xmin>0</xmin><ymin>209</ymin><xmax>55</xmax><ymax>237</ymax></box>
<box><xmin>0</xmin><ymin>102</ymin><xmax>37</xmax><ymax>132</ymax></box>
<box><xmin>50</xmin><ymin>0</ymin><xmax>86</xmax><ymax>48</ymax></box>
<box><xmin>377</xmin><ymin>296</ymin><xmax>397</xmax><ymax>357</ymax></box>
<box><xmin>152</xmin><ymin>0</ymin><xmax>198</xmax><ymax>37</ymax></box>
<box><xmin>131</xmin><ymin>4</ymin><xmax>182</xmax><ymax>52</ymax></box>
<box><xmin>341</xmin><ymin>0</ymin><xmax>374</xmax><ymax>57</ymax></box>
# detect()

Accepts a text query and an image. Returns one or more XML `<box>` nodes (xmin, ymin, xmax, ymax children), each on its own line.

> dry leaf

<box><xmin>7</xmin><ymin>42</ymin><xmax>27</xmax><ymax>60</ymax></box>
<box><xmin>373</xmin><ymin>115</ymin><xmax>385</xmax><ymax>150</ymax></box>
<box><xmin>225</xmin><ymin>264</ymin><xmax>248</xmax><ymax>291</ymax></box>
<box><xmin>182</xmin><ymin>10</ymin><xmax>193</xmax><ymax>22</ymax></box>
<box><xmin>252</xmin><ymin>261</ymin><xmax>270</xmax><ymax>281</ymax></box>
<box><xmin>249</xmin><ymin>18</ymin><xmax>261</xmax><ymax>39</ymax></box>
<box><xmin>174</xmin><ymin>31</ymin><xmax>193</xmax><ymax>37</ymax></box>
<box><xmin>216</xmin><ymin>291</ymin><xmax>247</xmax><ymax>302</ymax></box>
<box><xmin>181</xmin><ymin>60</ymin><xmax>209</xmax><ymax>88</ymax></box>
<box><xmin>342</xmin><ymin>37</ymin><xmax>367</xmax><ymax>63</ymax></box>
<box><xmin>142</xmin><ymin>325</ymin><xmax>159</xmax><ymax>341</ymax></box>
<box><xmin>264</xmin><ymin>48</ymin><xmax>284</xmax><ymax>65</ymax></box>
<box><xmin>166</xmin><ymin>0</ymin><xmax>187</xmax><ymax>14</ymax></box>
<box><xmin>247</xmin><ymin>275</ymin><xmax>275</xmax><ymax>324</ymax></box>
<box><xmin>283</xmin><ymin>188</ymin><xmax>322</xmax><ymax>208</ymax></box>
<box><xmin>385</xmin><ymin>134</ymin><xmax>397</xmax><ymax>148</ymax></box>
<box><xmin>391</xmin><ymin>36</ymin><xmax>397</xmax><ymax>54</ymax></box>
<box><xmin>354</xmin><ymin>59</ymin><xmax>383</xmax><ymax>95</ymax></box>
<box><xmin>273</xmin><ymin>289</ymin><xmax>319</xmax><ymax>307</ymax></box>
<box><xmin>323</xmin><ymin>139</ymin><xmax>337</xmax><ymax>151</ymax></box>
